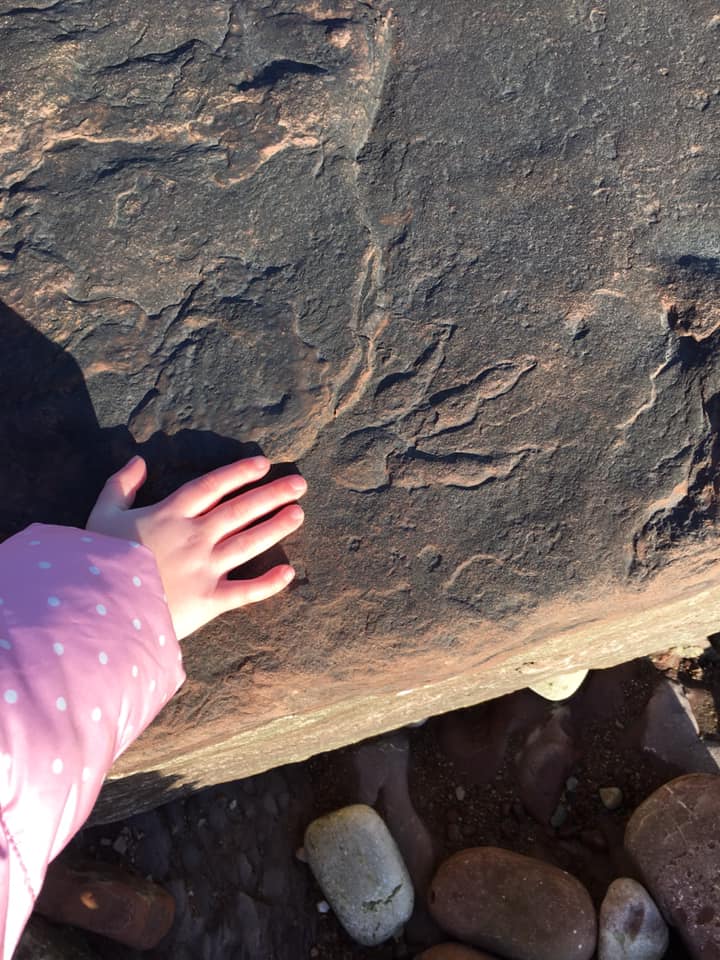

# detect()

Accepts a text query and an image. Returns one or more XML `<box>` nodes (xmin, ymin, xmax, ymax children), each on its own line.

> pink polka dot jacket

<box><xmin>0</xmin><ymin>523</ymin><xmax>186</xmax><ymax>957</ymax></box>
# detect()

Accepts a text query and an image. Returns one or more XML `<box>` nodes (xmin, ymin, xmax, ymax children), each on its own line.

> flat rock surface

<box><xmin>2</xmin><ymin>0</ymin><xmax>720</xmax><ymax>810</ymax></box>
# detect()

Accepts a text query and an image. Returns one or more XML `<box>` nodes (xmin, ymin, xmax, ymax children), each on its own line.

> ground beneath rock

<box><xmin>22</xmin><ymin>653</ymin><xmax>720</xmax><ymax>960</ymax></box>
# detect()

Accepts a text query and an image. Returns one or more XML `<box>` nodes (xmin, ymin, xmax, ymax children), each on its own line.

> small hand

<box><xmin>86</xmin><ymin>455</ymin><xmax>306</xmax><ymax>639</ymax></box>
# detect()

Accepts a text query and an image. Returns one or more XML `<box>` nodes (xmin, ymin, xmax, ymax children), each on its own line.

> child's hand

<box><xmin>86</xmin><ymin>455</ymin><xmax>306</xmax><ymax>640</ymax></box>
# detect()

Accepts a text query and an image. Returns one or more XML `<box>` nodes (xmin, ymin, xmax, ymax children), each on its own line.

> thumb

<box><xmin>94</xmin><ymin>456</ymin><xmax>147</xmax><ymax>513</ymax></box>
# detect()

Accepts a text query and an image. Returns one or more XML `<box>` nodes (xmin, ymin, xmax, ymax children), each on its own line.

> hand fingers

<box><xmin>167</xmin><ymin>456</ymin><xmax>271</xmax><ymax>517</ymax></box>
<box><xmin>213</xmin><ymin>504</ymin><xmax>304</xmax><ymax>572</ymax></box>
<box><xmin>206</xmin><ymin>474</ymin><xmax>307</xmax><ymax>541</ymax></box>
<box><xmin>93</xmin><ymin>456</ymin><xmax>147</xmax><ymax>513</ymax></box>
<box><xmin>215</xmin><ymin>565</ymin><xmax>296</xmax><ymax>609</ymax></box>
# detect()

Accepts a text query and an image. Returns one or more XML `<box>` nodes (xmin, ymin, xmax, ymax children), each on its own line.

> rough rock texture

<box><xmin>303</xmin><ymin>803</ymin><xmax>414</xmax><ymax>946</ymax></box>
<box><xmin>2</xmin><ymin>0</ymin><xmax>720</xmax><ymax>815</ymax></box>
<box><xmin>428</xmin><ymin>846</ymin><xmax>597</xmax><ymax>960</ymax></box>
<box><xmin>625</xmin><ymin>773</ymin><xmax>720</xmax><ymax>958</ymax></box>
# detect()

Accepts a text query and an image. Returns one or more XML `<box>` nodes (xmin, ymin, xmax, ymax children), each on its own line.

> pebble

<box><xmin>598</xmin><ymin>878</ymin><xmax>668</xmax><ymax>960</ymax></box>
<box><xmin>304</xmin><ymin>804</ymin><xmax>414</xmax><ymax>946</ymax></box>
<box><xmin>515</xmin><ymin>708</ymin><xmax>578</xmax><ymax>823</ymax></box>
<box><xmin>528</xmin><ymin>668</ymin><xmax>588</xmax><ymax>701</ymax></box>
<box><xmin>599</xmin><ymin>787</ymin><xmax>623</xmax><ymax>811</ymax></box>
<box><xmin>416</xmin><ymin>944</ymin><xmax>501</xmax><ymax>959</ymax></box>
<box><xmin>428</xmin><ymin>846</ymin><xmax>596</xmax><ymax>960</ymax></box>
<box><xmin>625</xmin><ymin>773</ymin><xmax>720</xmax><ymax>957</ymax></box>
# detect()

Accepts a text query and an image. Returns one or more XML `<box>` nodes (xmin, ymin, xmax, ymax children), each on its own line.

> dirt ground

<box><xmin>21</xmin><ymin>651</ymin><xmax>720</xmax><ymax>960</ymax></box>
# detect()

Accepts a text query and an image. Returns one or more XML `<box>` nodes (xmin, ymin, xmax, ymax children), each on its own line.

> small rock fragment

<box><xmin>598</xmin><ymin>878</ymin><xmax>668</xmax><ymax>960</ymax></box>
<box><xmin>515</xmin><ymin>708</ymin><xmax>578</xmax><ymax>823</ymax></box>
<box><xmin>625</xmin><ymin>773</ymin><xmax>720</xmax><ymax>957</ymax></box>
<box><xmin>416</xmin><ymin>944</ymin><xmax>501</xmax><ymax>960</ymax></box>
<box><xmin>550</xmin><ymin>802</ymin><xmax>568</xmax><ymax>828</ymax></box>
<box><xmin>304</xmin><ymin>804</ymin><xmax>414</xmax><ymax>947</ymax></box>
<box><xmin>428</xmin><ymin>846</ymin><xmax>596</xmax><ymax>960</ymax></box>
<box><xmin>599</xmin><ymin>787</ymin><xmax>623</xmax><ymax>811</ymax></box>
<box><xmin>639</xmin><ymin>679</ymin><xmax>719</xmax><ymax>775</ymax></box>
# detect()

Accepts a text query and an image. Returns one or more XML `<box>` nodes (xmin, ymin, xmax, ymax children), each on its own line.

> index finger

<box><xmin>166</xmin><ymin>456</ymin><xmax>271</xmax><ymax>517</ymax></box>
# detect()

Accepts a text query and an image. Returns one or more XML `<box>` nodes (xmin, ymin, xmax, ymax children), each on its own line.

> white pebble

<box><xmin>304</xmin><ymin>804</ymin><xmax>414</xmax><ymax>947</ymax></box>
<box><xmin>599</xmin><ymin>878</ymin><xmax>668</xmax><ymax>960</ymax></box>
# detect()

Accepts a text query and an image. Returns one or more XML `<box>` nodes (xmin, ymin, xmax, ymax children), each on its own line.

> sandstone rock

<box><xmin>515</xmin><ymin>708</ymin><xmax>578</xmax><ymax>823</ymax></box>
<box><xmin>428</xmin><ymin>846</ymin><xmax>596</xmax><ymax>960</ymax></box>
<box><xmin>637</xmin><ymin>679</ymin><xmax>719</xmax><ymax>775</ymax></box>
<box><xmin>416</xmin><ymin>945</ymin><xmax>500</xmax><ymax>960</ymax></box>
<box><xmin>598</xmin><ymin>878</ymin><xmax>668</xmax><ymax>960</ymax></box>
<box><xmin>625</xmin><ymin>773</ymin><xmax>720</xmax><ymax>957</ymax></box>
<box><xmin>304</xmin><ymin>804</ymin><xmax>414</xmax><ymax>946</ymax></box>
<box><xmin>3</xmin><ymin>0</ymin><xmax>720</xmax><ymax>818</ymax></box>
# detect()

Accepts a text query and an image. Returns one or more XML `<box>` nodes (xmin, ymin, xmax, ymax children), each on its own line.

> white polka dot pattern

<box><xmin>0</xmin><ymin>520</ymin><xmax>185</xmax><ymax>954</ymax></box>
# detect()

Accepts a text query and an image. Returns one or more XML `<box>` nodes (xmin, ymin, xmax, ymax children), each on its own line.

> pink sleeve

<box><xmin>0</xmin><ymin>523</ymin><xmax>186</xmax><ymax>958</ymax></box>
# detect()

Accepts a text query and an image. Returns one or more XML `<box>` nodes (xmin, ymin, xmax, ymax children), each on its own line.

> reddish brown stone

<box><xmin>416</xmin><ymin>945</ymin><xmax>500</xmax><ymax>960</ymax></box>
<box><xmin>3</xmin><ymin>0</ymin><xmax>720</xmax><ymax>822</ymax></box>
<box><xmin>428</xmin><ymin>847</ymin><xmax>596</xmax><ymax>960</ymax></box>
<box><xmin>625</xmin><ymin>774</ymin><xmax>720</xmax><ymax>957</ymax></box>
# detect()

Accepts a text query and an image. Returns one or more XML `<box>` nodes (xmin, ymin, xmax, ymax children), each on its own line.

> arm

<box><xmin>0</xmin><ymin>455</ymin><xmax>305</xmax><ymax>958</ymax></box>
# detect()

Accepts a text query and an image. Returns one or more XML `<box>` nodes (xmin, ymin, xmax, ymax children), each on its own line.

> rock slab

<box><xmin>428</xmin><ymin>846</ymin><xmax>596</xmax><ymax>960</ymax></box>
<box><xmin>304</xmin><ymin>804</ymin><xmax>414</xmax><ymax>947</ymax></box>
<box><xmin>625</xmin><ymin>773</ymin><xmax>720</xmax><ymax>958</ymax></box>
<box><xmin>2</xmin><ymin>0</ymin><xmax>720</xmax><ymax>815</ymax></box>
<box><xmin>598</xmin><ymin>878</ymin><xmax>668</xmax><ymax>960</ymax></box>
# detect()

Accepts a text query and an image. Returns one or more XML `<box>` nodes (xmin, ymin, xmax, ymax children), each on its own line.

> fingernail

<box><xmin>289</xmin><ymin>475</ymin><xmax>306</xmax><ymax>493</ymax></box>
<box><xmin>251</xmin><ymin>456</ymin><xmax>270</xmax><ymax>470</ymax></box>
<box><xmin>283</xmin><ymin>566</ymin><xmax>296</xmax><ymax>583</ymax></box>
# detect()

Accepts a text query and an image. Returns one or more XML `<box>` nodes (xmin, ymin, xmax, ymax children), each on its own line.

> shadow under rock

<box><xmin>0</xmin><ymin>299</ymin><xmax>294</xmax><ymax>578</ymax></box>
